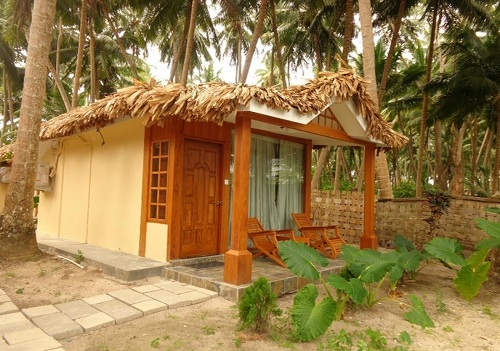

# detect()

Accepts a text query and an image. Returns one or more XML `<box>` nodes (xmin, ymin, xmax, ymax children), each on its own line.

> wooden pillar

<box><xmin>224</xmin><ymin>113</ymin><xmax>253</xmax><ymax>285</ymax></box>
<box><xmin>360</xmin><ymin>144</ymin><xmax>378</xmax><ymax>249</ymax></box>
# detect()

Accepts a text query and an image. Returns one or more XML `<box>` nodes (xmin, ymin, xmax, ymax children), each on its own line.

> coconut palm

<box><xmin>0</xmin><ymin>0</ymin><xmax>58</xmax><ymax>256</ymax></box>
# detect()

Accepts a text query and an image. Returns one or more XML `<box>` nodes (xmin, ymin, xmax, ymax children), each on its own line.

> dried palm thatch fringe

<box><xmin>1</xmin><ymin>69</ymin><xmax>407</xmax><ymax>162</ymax></box>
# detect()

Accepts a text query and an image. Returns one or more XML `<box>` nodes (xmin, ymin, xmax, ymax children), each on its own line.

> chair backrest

<box><xmin>247</xmin><ymin>217</ymin><xmax>265</xmax><ymax>234</ymax></box>
<box><xmin>291</xmin><ymin>213</ymin><xmax>312</xmax><ymax>229</ymax></box>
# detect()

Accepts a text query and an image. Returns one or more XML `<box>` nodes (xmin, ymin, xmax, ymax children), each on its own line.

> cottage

<box><xmin>0</xmin><ymin>69</ymin><xmax>407</xmax><ymax>285</ymax></box>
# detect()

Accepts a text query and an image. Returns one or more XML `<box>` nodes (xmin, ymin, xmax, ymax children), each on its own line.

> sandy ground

<box><xmin>1</xmin><ymin>252</ymin><xmax>499</xmax><ymax>351</ymax></box>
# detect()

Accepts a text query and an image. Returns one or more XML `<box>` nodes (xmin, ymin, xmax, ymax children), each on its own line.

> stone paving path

<box><xmin>0</xmin><ymin>281</ymin><xmax>218</xmax><ymax>351</ymax></box>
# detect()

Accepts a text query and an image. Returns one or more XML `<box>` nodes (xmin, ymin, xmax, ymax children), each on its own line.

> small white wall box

<box><xmin>35</xmin><ymin>163</ymin><xmax>52</xmax><ymax>191</ymax></box>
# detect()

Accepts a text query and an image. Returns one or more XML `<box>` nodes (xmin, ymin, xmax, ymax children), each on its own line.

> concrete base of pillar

<box><xmin>360</xmin><ymin>235</ymin><xmax>378</xmax><ymax>250</ymax></box>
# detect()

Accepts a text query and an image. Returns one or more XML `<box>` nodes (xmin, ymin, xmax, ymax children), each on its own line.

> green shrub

<box><xmin>393</xmin><ymin>181</ymin><xmax>416</xmax><ymax>198</ymax></box>
<box><xmin>238</xmin><ymin>276</ymin><xmax>282</xmax><ymax>333</ymax></box>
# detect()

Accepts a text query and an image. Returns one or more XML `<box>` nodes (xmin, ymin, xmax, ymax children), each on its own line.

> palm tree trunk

<box><xmin>99</xmin><ymin>0</ymin><xmax>139</xmax><ymax>80</ymax></box>
<box><xmin>72</xmin><ymin>0</ymin><xmax>87</xmax><ymax>109</ymax></box>
<box><xmin>181</xmin><ymin>0</ymin><xmax>199</xmax><ymax>85</ymax></box>
<box><xmin>270</xmin><ymin>0</ymin><xmax>287</xmax><ymax>88</ymax></box>
<box><xmin>0</xmin><ymin>0</ymin><xmax>57</xmax><ymax>256</ymax></box>
<box><xmin>311</xmin><ymin>146</ymin><xmax>331</xmax><ymax>190</ymax></box>
<box><xmin>240</xmin><ymin>0</ymin><xmax>268</xmax><ymax>84</ymax></box>
<box><xmin>341</xmin><ymin>0</ymin><xmax>355</xmax><ymax>63</ymax></box>
<box><xmin>416</xmin><ymin>3</ymin><xmax>439</xmax><ymax>197</ymax></box>
<box><xmin>89</xmin><ymin>17</ymin><xmax>98</xmax><ymax>102</ymax></box>
<box><xmin>493</xmin><ymin>105</ymin><xmax>500</xmax><ymax>195</ymax></box>
<box><xmin>449</xmin><ymin>122</ymin><xmax>467</xmax><ymax>195</ymax></box>
<box><xmin>378</xmin><ymin>0</ymin><xmax>406</xmax><ymax>106</ymax></box>
<box><xmin>47</xmin><ymin>60</ymin><xmax>71</xmax><ymax>111</ymax></box>
<box><xmin>359</xmin><ymin>0</ymin><xmax>393</xmax><ymax>199</ymax></box>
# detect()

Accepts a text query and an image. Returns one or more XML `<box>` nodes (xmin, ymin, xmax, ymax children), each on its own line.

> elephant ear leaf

<box><xmin>475</xmin><ymin>218</ymin><xmax>500</xmax><ymax>250</ymax></box>
<box><xmin>403</xmin><ymin>294</ymin><xmax>435</xmax><ymax>328</ymax></box>
<box><xmin>454</xmin><ymin>248</ymin><xmax>491</xmax><ymax>301</ymax></box>
<box><xmin>278</xmin><ymin>241</ymin><xmax>328</xmax><ymax>280</ymax></box>
<box><xmin>394</xmin><ymin>235</ymin><xmax>415</xmax><ymax>252</ymax></box>
<box><xmin>328</xmin><ymin>275</ymin><xmax>367</xmax><ymax>305</ymax></box>
<box><xmin>424</xmin><ymin>237</ymin><xmax>466</xmax><ymax>267</ymax></box>
<box><xmin>354</xmin><ymin>250</ymin><xmax>393</xmax><ymax>283</ymax></box>
<box><xmin>291</xmin><ymin>284</ymin><xmax>336</xmax><ymax>341</ymax></box>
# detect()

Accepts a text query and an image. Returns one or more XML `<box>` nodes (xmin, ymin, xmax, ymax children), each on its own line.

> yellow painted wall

<box><xmin>85</xmin><ymin>120</ymin><xmax>145</xmax><ymax>254</ymax></box>
<box><xmin>145</xmin><ymin>222</ymin><xmax>168</xmax><ymax>261</ymax></box>
<box><xmin>37</xmin><ymin>119</ymin><xmax>151</xmax><ymax>256</ymax></box>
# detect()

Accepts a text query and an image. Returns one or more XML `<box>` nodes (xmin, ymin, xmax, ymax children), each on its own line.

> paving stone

<box><xmin>55</xmin><ymin>300</ymin><xmax>99</xmax><ymax>320</ymax></box>
<box><xmin>3</xmin><ymin>327</ymin><xmax>47</xmax><ymax>345</ymax></box>
<box><xmin>0</xmin><ymin>335</ymin><xmax>61</xmax><ymax>351</ymax></box>
<box><xmin>0</xmin><ymin>320</ymin><xmax>35</xmax><ymax>336</ymax></box>
<box><xmin>0</xmin><ymin>312</ymin><xmax>27</xmax><ymax>325</ymax></box>
<box><xmin>132</xmin><ymin>300</ymin><xmax>168</xmax><ymax>315</ymax></box>
<box><xmin>189</xmin><ymin>286</ymin><xmax>218</xmax><ymax>297</ymax></box>
<box><xmin>154</xmin><ymin>281</ymin><xmax>194</xmax><ymax>294</ymax></box>
<box><xmin>0</xmin><ymin>295</ymin><xmax>11</xmax><ymax>303</ymax></box>
<box><xmin>145</xmin><ymin>290</ymin><xmax>192</xmax><ymax>308</ymax></box>
<box><xmin>93</xmin><ymin>299</ymin><xmax>142</xmax><ymax>324</ymax></box>
<box><xmin>132</xmin><ymin>285</ymin><xmax>161</xmax><ymax>293</ymax></box>
<box><xmin>82</xmin><ymin>294</ymin><xmax>114</xmax><ymax>305</ymax></box>
<box><xmin>75</xmin><ymin>312</ymin><xmax>115</xmax><ymax>332</ymax></box>
<box><xmin>108</xmin><ymin>288</ymin><xmax>151</xmax><ymax>305</ymax></box>
<box><xmin>31</xmin><ymin>312</ymin><xmax>83</xmax><ymax>339</ymax></box>
<box><xmin>0</xmin><ymin>302</ymin><xmax>18</xmax><ymax>315</ymax></box>
<box><xmin>180</xmin><ymin>291</ymin><xmax>212</xmax><ymax>304</ymax></box>
<box><xmin>22</xmin><ymin>305</ymin><xmax>59</xmax><ymax>319</ymax></box>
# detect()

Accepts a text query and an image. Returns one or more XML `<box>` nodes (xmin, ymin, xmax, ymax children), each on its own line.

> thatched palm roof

<box><xmin>1</xmin><ymin>68</ymin><xmax>407</xmax><ymax>162</ymax></box>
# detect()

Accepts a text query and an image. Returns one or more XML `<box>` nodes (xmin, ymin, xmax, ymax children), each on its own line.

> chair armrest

<box><xmin>248</xmin><ymin>230</ymin><xmax>276</xmax><ymax>238</ymax></box>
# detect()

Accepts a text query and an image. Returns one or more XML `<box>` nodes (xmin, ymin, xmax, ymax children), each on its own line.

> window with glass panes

<box><xmin>149</xmin><ymin>141</ymin><xmax>168</xmax><ymax>221</ymax></box>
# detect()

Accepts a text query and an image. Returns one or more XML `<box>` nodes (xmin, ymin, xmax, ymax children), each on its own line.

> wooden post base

<box><xmin>223</xmin><ymin>249</ymin><xmax>253</xmax><ymax>285</ymax></box>
<box><xmin>360</xmin><ymin>235</ymin><xmax>378</xmax><ymax>250</ymax></box>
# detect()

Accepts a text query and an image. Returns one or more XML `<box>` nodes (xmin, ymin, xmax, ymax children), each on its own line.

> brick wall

<box><xmin>310</xmin><ymin>190</ymin><xmax>500</xmax><ymax>281</ymax></box>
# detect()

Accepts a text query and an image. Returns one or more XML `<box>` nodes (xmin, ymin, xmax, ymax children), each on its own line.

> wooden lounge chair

<box><xmin>247</xmin><ymin>217</ymin><xmax>295</xmax><ymax>267</ymax></box>
<box><xmin>291</xmin><ymin>213</ymin><xmax>346</xmax><ymax>259</ymax></box>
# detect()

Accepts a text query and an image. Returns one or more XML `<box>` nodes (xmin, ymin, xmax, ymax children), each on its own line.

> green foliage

<box><xmin>237</xmin><ymin>276</ymin><xmax>282</xmax><ymax>333</ymax></box>
<box><xmin>454</xmin><ymin>249</ymin><xmax>490</xmax><ymax>301</ymax></box>
<box><xmin>403</xmin><ymin>294</ymin><xmax>435</xmax><ymax>328</ymax></box>
<box><xmin>393</xmin><ymin>181</ymin><xmax>416</xmax><ymax>198</ymax></box>
<box><xmin>75</xmin><ymin>250</ymin><xmax>84</xmax><ymax>264</ymax></box>
<box><xmin>277</xmin><ymin>241</ymin><xmax>435</xmax><ymax>341</ymax></box>
<box><xmin>291</xmin><ymin>284</ymin><xmax>336</xmax><ymax>341</ymax></box>
<box><xmin>318</xmin><ymin>329</ymin><xmax>411</xmax><ymax>351</ymax></box>
<box><xmin>424</xmin><ymin>237</ymin><xmax>466</xmax><ymax>267</ymax></box>
<box><xmin>150</xmin><ymin>337</ymin><xmax>160</xmax><ymax>348</ymax></box>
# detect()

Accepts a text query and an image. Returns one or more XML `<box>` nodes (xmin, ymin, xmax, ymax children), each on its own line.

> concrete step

<box><xmin>37</xmin><ymin>235</ymin><xmax>168</xmax><ymax>282</ymax></box>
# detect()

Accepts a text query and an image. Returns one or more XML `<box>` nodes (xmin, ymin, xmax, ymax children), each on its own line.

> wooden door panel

<box><xmin>181</xmin><ymin>140</ymin><xmax>221</xmax><ymax>258</ymax></box>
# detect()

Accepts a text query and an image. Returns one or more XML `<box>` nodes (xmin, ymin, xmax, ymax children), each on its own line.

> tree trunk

<box><xmin>333</xmin><ymin>147</ymin><xmax>342</xmax><ymax>195</ymax></box>
<box><xmin>449</xmin><ymin>123</ymin><xmax>467</xmax><ymax>195</ymax></box>
<box><xmin>492</xmin><ymin>105</ymin><xmax>500</xmax><ymax>196</ymax></box>
<box><xmin>416</xmin><ymin>4</ymin><xmax>439</xmax><ymax>197</ymax></box>
<box><xmin>270</xmin><ymin>0</ymin><xmax>287</xmax><ymax>88</ymax></box>
<box><xmin>359</xmin><ymin>0</ymin><xmax>393</xmax><ymax>199</ymax></box>
<box><xmin>180</xmin><ymin>0</ymin><xmax>199</xmax><ymax>85</ymax></box>
<box><xmin>341</xmin><ymin>0</ymin><xmax>354</xmax><ymax>63</ymax></box>
<box><xmin>89</xmin><ymin>17</ymin><xmax>98</xmax><ymax>102</ymax></box>
<box><xmin>169</xmin><ymin>4</ymin><xmax>191</xmax><ymax>83</ymax></box>
<box><xmin>240</xmin><ymin>0</ymin><xmax>268</xmax><ymax>84</ymax></box>
<box><xmin>71</xmin><ymin>0</ymin><xmax>87</xmax><ymax>109</ymax></box>
<box><xmin>0</xmin><ymin>0</ymin><xmax>57</xmax><ymax>257</ymax></box>
<box><xmin>47</xmin><ymin>60</ymin><xmax>71</xmax><ymax>111</ymax></box>
<box><xmin>311</xmin><ymin>146</ymin><xmax>331</xmax><ymax>190</ymax></box>
<box><xmin>99</xmin><ymin>0</ymin><xmax>139</xmax><ymax>80</ymax></box>
<box><xmin>378</xmin><ymin>0</ymin><xmax>406</xmax><ymax>106</ymax></box>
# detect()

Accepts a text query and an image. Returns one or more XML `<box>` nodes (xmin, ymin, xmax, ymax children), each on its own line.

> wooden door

<box><xmin>181</xmin><ymin>140</ymin><xmax>221</xmax><ymax>258</ymax></box>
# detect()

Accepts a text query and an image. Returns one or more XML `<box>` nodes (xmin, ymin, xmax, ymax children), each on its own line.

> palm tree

<box><xmin>0</xmin><ymin>0</ymin><xmax>58</xmax><ymax>256</ymax></box>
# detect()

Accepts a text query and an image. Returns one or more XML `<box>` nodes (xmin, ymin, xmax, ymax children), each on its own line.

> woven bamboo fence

<box><xmin>310</xmin><ymin>190</ymin><xmax>500</xmax><ymax>281</ymax></box>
